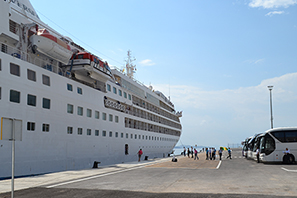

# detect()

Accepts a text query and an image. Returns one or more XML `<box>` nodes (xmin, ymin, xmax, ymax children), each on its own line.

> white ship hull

<box><xmin>0</xmin><ymin>0</ymin><xmax>182</xmax><ymax>179</ymax></box>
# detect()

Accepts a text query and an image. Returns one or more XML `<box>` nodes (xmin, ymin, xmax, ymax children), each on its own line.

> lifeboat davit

<box><xmin>30</xmin><ymin>29</ymin><xmax>73</xmax><ymax>64</ymax></box>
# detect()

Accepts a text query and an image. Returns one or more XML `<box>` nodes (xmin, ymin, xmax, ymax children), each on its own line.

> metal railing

<box><xmin>1</xmin><ymin>42</ymin><xmax>64</xmax><ymax>75</ymax></box>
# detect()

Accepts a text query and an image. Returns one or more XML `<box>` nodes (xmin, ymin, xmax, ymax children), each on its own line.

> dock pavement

<box><xmin>1</xmin><ymin>148</ymin><xmax>297</xmax><ymax>198</ymax></box>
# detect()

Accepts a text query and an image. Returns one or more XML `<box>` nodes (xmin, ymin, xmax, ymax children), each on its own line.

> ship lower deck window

<box><xmin>42</xmin><ymin>98</ymin><xmax>51</xmax><ymax>109</ymax></box>
<box><xmin>77</xmin><ymin>106</ymin><xmax>83</xmax><ymax>116</ymax></box>
<box><xmin>113</xmin><ymin>87</ymin><xmax>117</xmax><ymax>94</ymax></box>
<box><xmin>102</xmin><ymin>112</ymin><xmax>106</xmax><ymax>120</ymax></box>
<box><xmin>42</xmin><ymin>75</ymin><xmax>50</xmax><ymax>86</ymax></box>
<box><xmin>115</xmin><ymin>132</ymin><xmax>118</xmax><ymax>137</ymax></box>
<box><xmin>42</xmin><ymin>124</ymin><xmax>50</xmax><ymax>132</ymax></box>
<box><xmin>109</xmin><ymin>131</ymin><xmax>112</xmax><ymax>137</ymax></box>
<box><xmin>128</xmin><ymin>94</ymin><xmax>131</xmax><ymax>100</ymax></box>
<box><xmin>10</xmin><ymin>90</ymin><xmax>20</xmax><ymax>103</ymax></box>
<box><xmin>95</xmin><ymin>111</ymin><xmax>99</xmax><ymax>119</ymax></box>
<box><xmin>67</xmin><ymin>104</ymin><xmax>73</xmax><ymax>114</ymax></box>
<box><xmin>124</xmin><ymin>92</ymin><xmax>127</xmax><ymax>98</ymax></box>
<box><xmin>95</xmin><ymin>130</ymin><xmax>99</xmax><ymax>136</ymax></box>
<box><xmin>78</xmin><ymin>128</ymin><xmax>83</xmax><ymax>135</ymax></box>
<box><xmin>77</xmin><ymin>87</ymin><xmax>82</xmax><ymax>94</ymax></box>
<box><xmin>107</xmin><ymin>84</ymin><xmax>111</xmax><ymax>91</ymax></box>
<box><xmin>67</xmin><ymin>126</ymin><xmax>73</xmax><ymax>134</ymax></box>
<box><xmin>125</xmin><ymin>144</ymin><xmax>129</xmax><ymax>155</ymax></box>
<box><xmin>10</xmin><ymin>63</ymin><xmax>20</xmax><ymax>76</ymax></box>
<box><xmin>27</xmin><ymin>69</ymin><xmax>36</xmax><ymax>81</ymax></box>
<box><xmin>87</xmin><ymin>109</ymin><xmax>92</xmax><ymax>117</ymax></box>
<box><xmin>109</xmin><ymin>114</ymin><xmax>113</xmax><ymax>122</ymax></box>
<box><xmin>87</xmin><ymin>129</ymin><xmax>91</xmax><ymax>136</ymax></box>
<box><xmin>27</xmin><ymin>94</ymin><xmax>36</xmax><ymax>106</ymax></box>
<box><xmin>119</xmin><ymin>89</ymin><xmax>122</xmax><ymax>96</ymax></box>
<box><xmin>27</xmin><ymin>122</ymin><xmax>35</xmax><ymax>131</ymax></box>
<box><xmin>115</xmin><ymin>116</ymin><xmax>119</xmax><ymax>123</ymax></box>
<box><xmin>131</xmin><ymin>134</ymin><xmax>133</xmax><ymax>139</ymax></box>
<box><xmin>126</xmin><ymin>133</ymin><xmax>128</xmax><ymax>138</ymax></box>
<box><xmin>121</xmin><ymin>133</ymin><xmax>124</xmax><ymax>138</ymax></box>
<box><xmin>67</xmin><ymin>84</ymin><xmax>73</xmax><ymax>91</ymax></box>
<box><xmin>102</xmin><ymin>130</ymin><xmax>106</xmax><ymax>137</ymax></box>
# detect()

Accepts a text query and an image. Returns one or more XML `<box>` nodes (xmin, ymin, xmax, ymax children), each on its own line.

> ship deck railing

<box><xmin>112</xmin><ymin>66</ymin><xmax>176</xmax><ymax>109</ymax></box>
<box><xmin>1</xmin><ymin>41</ymin><xmax>65</xmax><ymax>75</ymax></box>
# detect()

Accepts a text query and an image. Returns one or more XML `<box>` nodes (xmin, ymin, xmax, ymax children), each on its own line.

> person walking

<box><xmin>137</xmin><ymin>149</ymin><xmax>143</xmax><ymax>162</ymax></box>
<box><xmin>194</xmin><ymin>148</ymin><xmax>199</xmax><ymax>160</ymax></box>
<box><xmin>256</xmin><ymin>147</ymin><xmax>260</xmax><ymax>163</ymax></box>
<box><xmin>218</xmin><ymin>148</ymin><xmax>222</xmax><ymax>160</ymax></box>
<box><xmin>212</xmin><ymin>148</ymin><xmax>216</xmax><ymax>160</ymax></box>
<box><xmin>226</xmin><ymin>147</ymin><xmax>232</xmax><ymax>159</ymax></box>
<box><xmin>206</xmin><ymin>148</ymin><xmax>209</xmax><ymax>160</ymax></box>
<box><xmin>187</xmin><ymin>148</ymin><xmax>190</xmax><ymax>158</ymax></box>
<box><xmin>209</xmin><ymin>148</ymin><xmax>212</xmax><ymax>160</ymax></box>
<box><xmin>183</xmin><ymin>147</ymin><xmax>186</xmax><ymax>157</ymax></box>
<box><xmin>191</xmin><ymin>146</ymin><xmax>194</xmax><ymax>158</ymax></box>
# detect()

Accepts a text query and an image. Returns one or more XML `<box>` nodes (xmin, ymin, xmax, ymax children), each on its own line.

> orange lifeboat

<box><xmin>30</xmin><ymin>29</ymin><xmax>73</xmax><ymax>64</ymax></box>
<box><xmin>67</xmin><ymin>52</ymin><xmax>112</xmax><ymax>82</ymax></box>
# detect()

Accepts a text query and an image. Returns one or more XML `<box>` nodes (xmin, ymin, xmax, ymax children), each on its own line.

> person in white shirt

<box><xmin>284</xmin><ymin>148</ymin><xmax>290</xmax><ymax>154</ymax></box>
<box><xmin>256</xmin><ymin>147</ymin><xmax>260</xmax><ymax>163</ymax></box>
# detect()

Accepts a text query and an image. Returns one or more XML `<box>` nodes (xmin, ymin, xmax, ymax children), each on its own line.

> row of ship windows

<box><xmin>106</xmin><ymin>83</ymin><xmax>132</xmax><ymax>100</ymax></box>
<box><xmin>0</xmin><ymin>88</ymin><xmax>51</xmax><ymax>109</ymax></box>
<box><xmin>0</xmin><ymin>88</ymin><xmax>121</xmax><ymax>123</ymax></box>
<box><xmin>4</xmin><ymin>61</ymin><xmax>85</xmax><ymax>95</ymax></box>
<box><xmin>67</xmin><ymin>104</ymin><xmax>119</xmax><ymax>122</ymax></box>
<box><xmin>26</xmin><ymin>122</ymin><xmax>177</xmax><ymax>142</ymax></box>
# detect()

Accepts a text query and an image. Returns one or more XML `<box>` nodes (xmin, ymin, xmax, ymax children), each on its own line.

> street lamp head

<box><xmin>268</xmin><ymin>85</ymin><xmax>273</xmax><ymax>90</ymax></box>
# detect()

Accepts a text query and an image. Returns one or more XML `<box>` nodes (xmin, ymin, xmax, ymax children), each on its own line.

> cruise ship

<box><xmin>0</xmin><ymin>0</ymin><xmax>182</xmax><ymax>179</ymax></box>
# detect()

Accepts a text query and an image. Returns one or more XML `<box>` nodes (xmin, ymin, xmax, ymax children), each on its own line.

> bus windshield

<box><xmin>260</xmin><ymin>133</ymin><xmax>275</xmax><ymax>155</ymax></box>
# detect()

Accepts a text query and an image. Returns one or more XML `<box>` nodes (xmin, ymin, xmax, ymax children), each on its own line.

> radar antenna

<box><xmin>125</xmin><ymin>50</ymin><xmax>136</xmax><ymax>79</ymax></box>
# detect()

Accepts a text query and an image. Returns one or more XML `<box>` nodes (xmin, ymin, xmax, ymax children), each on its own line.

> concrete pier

<box><xmin>0</xmin><ymin>149</ymin><xmax>297</xmax><ymax>198</ymax></box>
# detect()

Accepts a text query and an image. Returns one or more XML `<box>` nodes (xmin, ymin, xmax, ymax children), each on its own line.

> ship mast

<box><xmin>125</xmin><ymin>50</ymin><xmax>136</xmax><ymax>79</ymax></box>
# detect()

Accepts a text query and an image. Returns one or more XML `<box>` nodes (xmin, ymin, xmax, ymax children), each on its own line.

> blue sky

<box><xmin>30</xmin><ymin>0</ymin><xmax>297</xmax><ymax>148</ymax></box>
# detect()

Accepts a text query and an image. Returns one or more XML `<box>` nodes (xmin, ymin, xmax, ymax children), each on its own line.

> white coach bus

<box><xmin>259</xmin><ymin>127</ymin><xmax>297</xmax><ymax>163</ymax></box>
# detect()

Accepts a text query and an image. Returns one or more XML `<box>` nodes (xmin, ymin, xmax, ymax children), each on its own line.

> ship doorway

<box><xmin>125</xmin><ymin>144</ymin><xmax>129</xmax><ymax>155</ymax></box>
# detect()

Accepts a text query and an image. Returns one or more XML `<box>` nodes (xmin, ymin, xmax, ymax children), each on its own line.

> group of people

<box><xmin>183</xmin><ymin>147</ymin><xmax>199</xmax><ymax>160</ymax></box>
<box><xmin>205</xmin><ymin>148</ymin><xmax>217</xmax><ymax>160</ymax></box>
<box><xmin>183</xmin><ymin>147</ymin><xmax>232</xmax><ymax>161</ymax></box>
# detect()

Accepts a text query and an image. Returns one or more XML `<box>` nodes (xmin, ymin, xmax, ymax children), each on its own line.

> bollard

<box><xmin>92</xmin><ymin>161</ymin><xmax>101</xmax><ymax>168</ymax></box>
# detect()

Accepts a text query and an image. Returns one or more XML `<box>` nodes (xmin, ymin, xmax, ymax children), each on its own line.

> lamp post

<box><xmin>267</xmin><ymin>85</ymin><xmax>273</xmax><ymax>129</ymax></box>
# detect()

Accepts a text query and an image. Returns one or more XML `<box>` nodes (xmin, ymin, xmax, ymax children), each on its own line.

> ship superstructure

<box><xmin>0</xmin><ymin>0</ymin><xmax>182</xmax><ymax>179</ymax></box>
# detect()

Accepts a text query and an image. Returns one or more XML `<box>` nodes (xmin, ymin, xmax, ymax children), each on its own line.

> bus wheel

<box><xmin>283</xmin><ymin>154</ymin><xmax>295</xmax><ymax>164</ymax></box>
<box><xmin>288</xmin><ymin>154</ymin><xmax>295</xmax><ymax>164</ymax></box>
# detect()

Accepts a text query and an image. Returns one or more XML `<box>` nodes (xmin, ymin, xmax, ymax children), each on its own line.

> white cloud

<box><xmin>243</xmin><ymin>58</ymin><xmax>265</xmax><ymax>64</ymax></box>
<box><xmin>154</xmin><ymin>72</ymin><xmax>297</xmax><ymax>147</ymax></box>
<box><xmin>254</xmin><ymin>58</ymin><xmax>265</xmax><ymax>64</ymax></box>
<box><xmin>139</xmin><ymin>59</ymin><xmax>155</xmax><ymax>66</ymax></box>
<box><xmin>249</xmin><ymin>0</ymin><xmax>297</xmax><ymax>9</ymax></box>
<box><xmin>265</xmin><ymin>10</ymin><xmax>285</xmax><ymax>16</ymax></box>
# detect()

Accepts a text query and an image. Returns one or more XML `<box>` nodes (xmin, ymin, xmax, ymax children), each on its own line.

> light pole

<box><xmin>267</xmin><ymin>85</ymin><xmax>273</xmax><ymax>129</ymax></box>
